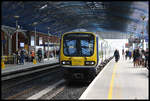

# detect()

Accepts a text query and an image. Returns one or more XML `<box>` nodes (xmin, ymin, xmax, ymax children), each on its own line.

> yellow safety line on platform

<box><xmin>108</xmin><ymin>63</ymin><xmax>117</xmax><ymax>99</ymax></box>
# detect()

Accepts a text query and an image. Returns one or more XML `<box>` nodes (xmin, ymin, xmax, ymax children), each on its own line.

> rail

<box><xmin>1</xmin><ymin>63</ymin><xmax>60</xmax><ymax>81</ymax></box>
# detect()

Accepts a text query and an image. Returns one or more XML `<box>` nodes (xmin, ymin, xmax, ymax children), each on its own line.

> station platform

<box><xmin>80</xmin><ymin>56</ymin><xmax>149</xmax><ymax>99</ymax></box>
<box><xmin>1</xmin><ymin>58</ymin><xmax>59</xmax><ymax>75</ymax></box>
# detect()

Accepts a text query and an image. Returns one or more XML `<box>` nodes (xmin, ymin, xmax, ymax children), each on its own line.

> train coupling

<box><xmin>73</xmin><ymin>73</ymin><xmax>84</xmax><ymax>79</ymax></box>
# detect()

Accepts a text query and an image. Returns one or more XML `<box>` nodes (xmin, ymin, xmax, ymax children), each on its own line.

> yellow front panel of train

<box><xmin>71</xmin><ymin>57</ymin><xmax>84</xmax><ymax>66</ymax></box>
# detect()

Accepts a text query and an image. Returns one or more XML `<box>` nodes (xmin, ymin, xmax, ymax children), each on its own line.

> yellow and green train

<box><xmin>60</xmin><ymin>32</ymin><xmax>113</xmax><ymax>82</ymax></box>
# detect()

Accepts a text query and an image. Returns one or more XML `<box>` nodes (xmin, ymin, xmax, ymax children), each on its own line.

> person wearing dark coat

<box><xmin>37</xmin><ymin>48</ymin><xmax>42</xmax><ymax>62</ymax></box>
<box><xmin>20</xmin><ymin>49</ymin><xmax>25</xmax><ymax>65</ymax></box>
<box><xmin>114</xmin><ymin>49</ymin><xmax>120</xmax><ymax>62</ymax></box>
<box><xmin>144</xmin><ymin>48</ymin><xmax>149</xmax><ymax>69</ymax></box>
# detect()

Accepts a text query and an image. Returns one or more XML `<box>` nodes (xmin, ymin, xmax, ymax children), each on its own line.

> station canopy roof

<box><xmin>1</xmin><ymin>1</ymin><xmax>149</xmax><ymax>39</ymax></box>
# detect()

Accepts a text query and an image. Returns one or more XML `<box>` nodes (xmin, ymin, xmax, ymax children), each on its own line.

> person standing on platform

<box><xmin>18</xmin><ymin>50</ymin><xmax>21</xmax><ymax>64</ymax></box>
<box><xmin>25</xmin><ymin>50</ymin><xmax>28</xmax><ymax>62</ymax></box>
<box><xmin>128</xmin><ymin>50</ymin><xmax>132</xmax><ymax>60</ymax></box>
<box><xmin>30</xmin><ymin>50</ymin><xmax>35</xmax><ymax>62</ymax></box>
<box><xmin>133</xmin><ymin>49</ymin><xmax>137</xmax><ymax>67</ymax></box>
<box><xmin>136</xmin><ymin>49</ymin><xmax>141</xmax><ymax>66</ymax></box>
<box><xmin>133</xmin><ymin>49</ymin><xmax>140</xmax><ymax>67</ymax></box>
<box><xmin>15</xmin><ymin>50</ymin><xmax>19</xmax><ymax>64</ymax></box>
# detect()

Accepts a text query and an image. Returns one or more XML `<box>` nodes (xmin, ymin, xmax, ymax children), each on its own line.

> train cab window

<box><xmin>64</xmin><ymin>40</ymin><xmax>77</xmax><ymax>55</ymax></box>
<box><xmin>81</xmin><ymin>40</ymin><xmax>94</xmax><ymax>56</ymax></box>
<box><xmin>63</xmin><ymin>33</ymin><xmax>95</xmax><ymax>56</ymax></box>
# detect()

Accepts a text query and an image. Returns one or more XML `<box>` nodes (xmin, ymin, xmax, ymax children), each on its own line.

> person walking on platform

<box><xmin>125</xmin><ymin>50</ymin><xmax>129</xmax><ymax>60</ymax></box>
<box><xmin>114</xmin><ymin>49</ymin><xmax>120</xmax><ymax>62</ymax></box>
<box><xmin>144</xmin><ymin>48</ymin><xmax>149</xmax><ymax>69</ymax></box>
<box><xmin>20</xmin><ymin>49</ymin><xmax>25</xmax><ymax>65</ymax></box>
<box><xmin>37</xmin><ymin>48</ymin><xmax>42</xmax><ymax>63</ymax></box>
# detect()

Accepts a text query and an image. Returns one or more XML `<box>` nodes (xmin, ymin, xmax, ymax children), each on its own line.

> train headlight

<box><xmin>62</xmin><ymin>61</ymin><xmax>66</xmax><ymax>64</ymax></box>
<box><xmin>61</xmin><ymin>61</ymin><xmax>71</xmax><ymax>65</ymax></box>
<box><xmin>91</xmin><ymin>61</ymin><xmax>95</xmax><ymax>65</ymax></box>
<box><xmin>85</xmin><ymin>61</ymin><xmax>95</xmax><ymax>65</ymax></box>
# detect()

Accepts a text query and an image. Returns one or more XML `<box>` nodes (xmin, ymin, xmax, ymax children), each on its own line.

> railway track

<box><xmin>2</xmin><ymin>63</ymin><xmax>60</xmax><ymax>81</ymax></box>
<box><xmin>2</xmin><ymin>57</ymin><xmax>113</xmax><ymax>99</ymax></box>
<box><xmin>1</xmin><ymin>64</ymin><xmax>63</xmax><ymax>99</ymax></box>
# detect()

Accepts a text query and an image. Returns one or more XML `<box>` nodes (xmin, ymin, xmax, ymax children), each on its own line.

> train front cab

<box><xmin>60</xmin><ymin>32</ymin><xmax>99</xmax><ymax>82</ymax></box>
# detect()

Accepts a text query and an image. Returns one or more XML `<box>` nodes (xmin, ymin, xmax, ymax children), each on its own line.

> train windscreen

<box><xmin>63</xmin><ymin>33</ymin><xmax>95</xmax><ymax>56</ymax></box>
